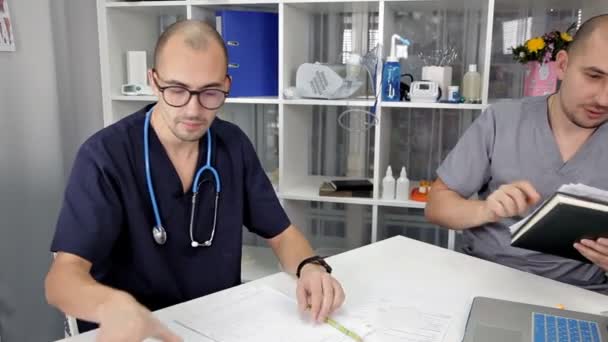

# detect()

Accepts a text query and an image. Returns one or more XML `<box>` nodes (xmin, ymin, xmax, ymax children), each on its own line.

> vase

<box><xmin>523</xmin><ymin>61</ymin><xmax>558</xmax><ymax>97</ymax></box>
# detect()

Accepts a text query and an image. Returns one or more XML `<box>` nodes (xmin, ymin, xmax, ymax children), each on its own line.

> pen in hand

<box><xmin>306</xmin><ymin>304</ymin><xmax>363</xmax><ymax>342</ymax></box>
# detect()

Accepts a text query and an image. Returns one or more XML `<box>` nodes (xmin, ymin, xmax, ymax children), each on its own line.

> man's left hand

<box><xmin>296</xmin><ymin>264</ymin><xmax>345</xmax><ymax>323</ymax></box>
<box><xmin>574</xmin><ymin>238</ymin><xmax>608</xmax><ymax>271</ymax></box>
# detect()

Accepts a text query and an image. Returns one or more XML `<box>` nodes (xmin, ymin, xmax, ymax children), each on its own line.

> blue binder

<box><xmin>216</xmin><ymin>10</ymin><xmax>278</xmax><ymax>97</ymax></box>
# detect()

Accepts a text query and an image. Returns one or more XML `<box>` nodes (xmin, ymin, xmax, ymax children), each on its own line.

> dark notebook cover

<box><xmin>511</xmin><ymin>193</ymin><xmax>608</xmax><ymax>263</ymax></box>
<box><xmin>329</xmin><ymin>179</ymin><xmax>373</xmax><ymax>192</ymax></box>
<box><xmin>318</xmin><ymin>182</ymin><xmax>372</xmax><ymax>198</ymax></box>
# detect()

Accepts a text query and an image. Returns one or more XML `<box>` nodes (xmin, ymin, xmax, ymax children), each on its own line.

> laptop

<box><xmin>463</xmin><ymin>297</ymin><xmax>608</xmax><ymax>342</ymax></box>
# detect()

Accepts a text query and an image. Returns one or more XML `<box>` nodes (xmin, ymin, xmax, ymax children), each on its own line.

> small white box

<box><xmin>421</xmin><ymin>66</ymin><xmax>452</xmax><ymax>101</ymax></box>
<box><xmin>126</xmin><ymin>51</ymin><xmax>148</xmax><ymax>86</ymax></box>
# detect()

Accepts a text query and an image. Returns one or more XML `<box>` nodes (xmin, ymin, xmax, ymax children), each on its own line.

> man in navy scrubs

<box><xmin>45</xmin><ymin>20</ymin><xmax>345</xmax><ymax>341</ymax></box>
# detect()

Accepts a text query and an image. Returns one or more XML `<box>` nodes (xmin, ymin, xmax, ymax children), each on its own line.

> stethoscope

<box><xmin>144</xmin><ymin>107</ymin><xmax>221</xmax><ymax>247</ymax></box>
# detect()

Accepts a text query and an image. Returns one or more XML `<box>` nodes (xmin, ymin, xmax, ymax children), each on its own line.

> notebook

<box><xmin>328</xmin><ymin>179</ymin><xmax>373</xmax><ymax>191</ymax></box>
<box><xmin>511</xmin><ymin>183</ymin><xmax>608</xmax><ymax>262</ymax></box>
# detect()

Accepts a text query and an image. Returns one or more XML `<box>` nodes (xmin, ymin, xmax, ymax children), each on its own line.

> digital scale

<box><xmin>409</xmin><ymin>81</ymin><xmax>441</xmax><ymax>103</ymax></box>
<box><xmin>121</xmin><ymin>83</ymin><xmax>154</xmax><ymax>96</ymax></box>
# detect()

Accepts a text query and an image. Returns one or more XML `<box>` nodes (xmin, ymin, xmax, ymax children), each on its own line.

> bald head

<box><xmin>567</xmin><ymin>14</ymin><xmax>608</xmax><ymax>56</ymax></box>
<box><xmin>153</xmin><ymin>20</ymin><xmax>228</xmax><ymax>71</ymax></box>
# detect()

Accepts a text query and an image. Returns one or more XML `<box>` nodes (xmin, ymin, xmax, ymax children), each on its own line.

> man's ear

<box><xmin>148</xmin><ymin>69</ymin><xmax>159</xmax><ymax>95</ymax></box>
<box><xmin>555</xmin><ymin>50</ymin><xmax>569</xmax><ymax>81</ymax></box>
<box><xmin>225</xmin><ymin>74</ymin><xmax>232</xmax><ymax>93</ymax></box>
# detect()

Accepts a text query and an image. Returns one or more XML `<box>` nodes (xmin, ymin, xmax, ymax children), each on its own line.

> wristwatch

<box><xmin>296</xmin><ymin>255</ymin><xmax>332</xmax><ymax>278</ymax></box>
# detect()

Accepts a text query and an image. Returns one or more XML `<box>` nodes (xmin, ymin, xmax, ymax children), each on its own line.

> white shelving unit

<box><xmin>97</xmin><ymin>0</ymin><xmax>601</xmax><ymax>280</ymax></box>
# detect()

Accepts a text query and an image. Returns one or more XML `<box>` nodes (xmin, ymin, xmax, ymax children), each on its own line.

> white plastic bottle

<box><xmin>395</xmin><ymin>166</ymin><xmax>410</xmax><ymax>201</ymax></box>
<box><xmin>382</xmin><ymin>166</ymin><xmax>396</xmax><ymax>200</ymax></box>
<box><xmin>462</xmin><ymin>64</ymin><xmax>481</xmax><ymax>104</ymax></box>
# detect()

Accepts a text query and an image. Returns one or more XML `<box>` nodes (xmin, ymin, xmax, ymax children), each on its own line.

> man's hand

<box><xmin>296</xmin><ymin>264</ymin><xmax>345</xmax><ymax>323</ymax></box>
<box><xmin>96</xmin><ymin>292</ymin><xmax>182</xmax><ymax>342</ymax></box>
<box><xmin>574</xmin><ymin>238</ymin><xmax>608</xmax><ymax>271</ymax></box>
<box><xmin>482</xmin><ymin>180</ymin><xmax>541</xmax><ymax>222</ymax></box>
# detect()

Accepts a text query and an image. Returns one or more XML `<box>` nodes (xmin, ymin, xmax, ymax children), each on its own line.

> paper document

<box><xmin>509</xmin><ymin>183</ymin><xmax>608</xmax><ymax>234</ymax></box>
<box><xmin>144</xmin><ymin>320</ymin><xmax>219</xmax><ymax>342</ymax></box>
<box><xmin>168</xmin><ymin>284</ymin><xmax>453</xmax><ymax>342</ymax></box>
<box><xmin>175</xmin><ymin>286</ymin><xmax>373</xmax><ymax>342</ymax></box>
<box><xmin>346</xmin><ymin>297</ymin><xmax>452</xmax><ymax>342</ymax></box>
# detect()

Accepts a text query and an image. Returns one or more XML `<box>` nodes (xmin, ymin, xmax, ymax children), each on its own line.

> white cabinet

<box><xmin>97</xmin><ymin>0</ymin><xmax>598</xmax><ymax>279</ymax></box>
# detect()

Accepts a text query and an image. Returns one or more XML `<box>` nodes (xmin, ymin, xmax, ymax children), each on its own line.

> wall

<box><xmin>0</xmin><ymin>0</ymin><xmax>102</xmax><ymax>340</ymax></box>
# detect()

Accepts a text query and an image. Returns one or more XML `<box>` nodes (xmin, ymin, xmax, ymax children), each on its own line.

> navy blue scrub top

<box><xmin>51</xmin><ymin>104</ymin><xmax>290</xmax><ymax>332</ymax></box>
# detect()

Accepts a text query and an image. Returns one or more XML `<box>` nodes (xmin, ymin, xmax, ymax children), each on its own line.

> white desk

<box><xmin>59</xmin><ymin>236</ymin><xmax>608</xmax><ymax>341</ymax></box>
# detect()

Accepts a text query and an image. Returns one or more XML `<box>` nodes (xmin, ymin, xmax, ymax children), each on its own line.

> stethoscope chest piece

<box><xmin>152</xmin><ymin>225</ymin><xmax>167</xmax><ymax>245</ymax></box>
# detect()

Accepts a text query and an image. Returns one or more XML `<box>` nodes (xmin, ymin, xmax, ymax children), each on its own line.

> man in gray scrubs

<box><xmin>425</xmin><ymin>14</ymin><xmax>608</xmax><ymax>293</ymax></box>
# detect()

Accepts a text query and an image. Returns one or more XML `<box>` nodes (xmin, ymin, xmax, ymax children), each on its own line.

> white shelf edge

<box><xmin>283</xmin><ymin>0</ymin><xmax>375</xmax><ymax>3</ymax></box>
<box><xmin>112</xmin><ymin>95</ymin><xmax>158</xmax><ymax>101</ymax></box>
<box><xmin>374</xmin><ymin>199</ymin><xmax>426</xmax><ymax>209</ymax></box>
<box><xmin>380</xmin><ymin>102</ymin><xmax>487</xmax><ymax>110</ymax></box>
<box><xmin>279</xmin><ymin>192</ymin><xmax>375</xmax><ymax>206</ymax></box>
<box><xmin>226</xmin><ymin>97</ymin><xmax>281</xmax><ymax>104</ymax></box>
<box><xmin>190</xmin><ymin>0</ymin><xmax>280</xmax><ymax>5</ymax></box>
<box><xmin>111</xmin><ymin>95</ymin><xmax>280</xmax><ymax>105</ymax></box>
<box><xmin>105</xmin><ymin>1</ymin><xmax>188</xmax><ymax>8</ymax></box>
<box><xmin>278</xmin><ymin>192</ymin><xmax>426</xmax><ymax>209</ymax></box>
<box><xmin>283</xmin><ymin>99</ymin><xmax>375</xmax><ymax>107</ymax></box>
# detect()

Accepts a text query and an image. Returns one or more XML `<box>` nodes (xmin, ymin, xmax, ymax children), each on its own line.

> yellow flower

<box><xmin>526</xmin><ymin>37</ymin><xmax>545</xmax><ymax>52</ymax></box>
<box><xmin>561</xmin><ymin>32</ymin><xmax>573</xmax><ymax>42</ymax></box>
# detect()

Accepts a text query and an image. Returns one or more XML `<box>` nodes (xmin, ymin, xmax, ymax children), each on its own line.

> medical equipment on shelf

<box><xmin>382</xmin><ymin>34</ymin><xmax>410</xmax><ymax>101</ymax></box>
<box><xmin>409</xmin><ymin>81</ymin><xmax>441</xmax><ymax>103</ymax></box>
<box><xmin>284</xmin><ymin>44</ymin><xmax>383</xmax><ymax>132</ymax></box>
<box><xmin>121</xmin><ymin>83</ymin><xmax>154</xmax><ymax>96</ymax></box>
<box><xmin>294</xmin><ymin>63</ymin><xmax>364</xmax><ymax>99</ymax></box>
<box><xmin>122</xmin><ymin>51</ymin><xmax>154</xmax><ymax>96</ymax></box>
<box><xmin>144</xmin><ymin>107</ymin><xmax>221</xmax><ymax>247</ymax></box>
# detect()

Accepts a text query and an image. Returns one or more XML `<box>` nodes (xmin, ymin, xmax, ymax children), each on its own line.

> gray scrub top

<box><xmin>437</xmin><ymin>95</ymin><xmax>608</xmax><ymax>292</ymax></box>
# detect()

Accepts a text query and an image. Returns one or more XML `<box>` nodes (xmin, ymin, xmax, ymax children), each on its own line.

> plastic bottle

<box><xmin>382</xmin><ymin>166</ymin><xmax>396</xmax><ymax>200</ymax></box>
<box><xmin>395</xmin><ymin>166</ymin><xmax>410</xmax><ymax>201</ymax></box>
<box><xmin>382</xmin><ymin>35</ymin><xmax>410</xmax><ymax>102</ymax></box>
<box><xmin>462</xmin><ymin>64</ymin><xmax>481</xmax><ymax>104</ymax></box>
<box><xmin>382</xmin><ymin>57</ymin><xmax>401</xmax><ymax>101</ymax></box>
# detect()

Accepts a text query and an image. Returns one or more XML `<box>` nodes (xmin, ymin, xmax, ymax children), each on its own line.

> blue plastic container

<box><xmin>382</xmin><ymin>59</ymin><xmax>401</xmax><ymax>101</ymax></box>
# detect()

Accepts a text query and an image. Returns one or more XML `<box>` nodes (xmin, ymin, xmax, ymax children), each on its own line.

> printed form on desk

<box><xmin>162</xmin><ymin>285</ymin><xmax>453</xmax><ymax>342</ymax></box>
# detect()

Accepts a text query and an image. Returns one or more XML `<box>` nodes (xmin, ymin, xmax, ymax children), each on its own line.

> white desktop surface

<box><xmin>58</xmin><ymin>236</ymin><xmax>608</xmax><ymax>341</ymax></box>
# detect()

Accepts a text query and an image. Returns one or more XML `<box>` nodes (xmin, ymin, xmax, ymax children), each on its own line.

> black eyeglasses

<box><xmin>152</xmin><ymin>71</ymin><xmax>229</xmax><ymax>110</ymax></box>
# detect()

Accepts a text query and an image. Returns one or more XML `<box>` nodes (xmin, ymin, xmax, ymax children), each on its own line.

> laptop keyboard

<box><xmin>533</xmin><ymin>312</ymin><xmax>602</xmax><ymax>342</ymax></box>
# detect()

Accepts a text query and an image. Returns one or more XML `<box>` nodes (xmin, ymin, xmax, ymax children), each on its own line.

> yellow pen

<box><xmin>306</xmin><ymin>305</ymin><xmax>364</xmax><ymax>342</ymax></box>
<box><xmin>325</xmin><ymin>316</ymin><xmax>364</xmax><ymax>342</ymax></box>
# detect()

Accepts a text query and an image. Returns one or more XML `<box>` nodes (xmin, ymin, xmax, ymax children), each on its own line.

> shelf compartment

<box><xmin>105</xmin><ymin>5</ymin><xmax>187</xmax><ymax>100</ymax></box>
<box><xmin>281</xmin><ymin>104</ymin><xmax>377</xmax><ymax>201</ymax></box>
<box><xmin>375</xmin><ymin>107</ymin><xmax>477</xmax><ymax>199</ymax></box>
<box><xmin>282</xmin><ymin>1</ymin><xmax>380</xmax><ymax>103</ymax></box>
<box><xmin>281</xmin><ymin>200</ymin><xmax>373</xmax><ymax>253</ymax></box>
<box><xmin>377</xmin><ymin>206</ymin><xmax>448</xmax><ymax>247</ymax></box>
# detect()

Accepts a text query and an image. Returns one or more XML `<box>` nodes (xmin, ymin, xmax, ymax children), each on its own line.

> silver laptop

<box><xmin>463</xmin><ymin>297</ymin><xmax>608</xmax><ymax>342</ymax></box>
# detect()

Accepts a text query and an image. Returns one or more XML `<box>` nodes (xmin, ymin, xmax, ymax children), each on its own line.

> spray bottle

<box><xmin>382</xmin><ymin>34</ymin><xmax>410</xmax><ymax>101</ymax></box>
<box><xmin>382</xmin><ymin>166</ymin><xmax>396</xmax><ymax>200</ymax></box>
<box><xmin>395</xmin><ymin>166</ymin><xmax>410</xmax><ymax>201</ymax></box>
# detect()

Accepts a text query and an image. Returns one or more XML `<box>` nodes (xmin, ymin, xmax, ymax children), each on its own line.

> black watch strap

<box><xmin>296</xmin><ymin>255</ymin><xmax>332</xmax><ymax>278</ymax></box>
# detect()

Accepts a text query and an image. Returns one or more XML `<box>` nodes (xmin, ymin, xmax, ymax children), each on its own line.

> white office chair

<box><xmin>63</xmin><ymin>315</ymin><xmax>79</xmax><ymax>337</ymax></box>
<box><xmin>51</xmin><ymin>253</ymin><xmax>80</xmax><ymax>337</ymax></box>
